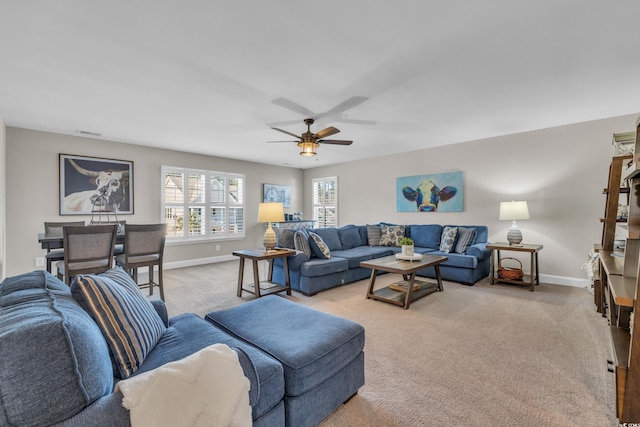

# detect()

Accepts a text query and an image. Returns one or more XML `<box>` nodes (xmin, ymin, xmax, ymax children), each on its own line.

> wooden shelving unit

<box><xmin>598</xmin><ymin>116</ymin><xmax>640</xmax><ymax>423</ymax></box>
<box><xmin>600</xmin><ymin>154</ymin><xmax>632</xmax><ymax>251</ymax></box>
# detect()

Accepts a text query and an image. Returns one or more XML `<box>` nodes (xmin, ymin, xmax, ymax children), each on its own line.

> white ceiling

<box><xmin>1</xmin><ymin>1</ymin><xmax>640</xmax><ymax>169</ymax></box>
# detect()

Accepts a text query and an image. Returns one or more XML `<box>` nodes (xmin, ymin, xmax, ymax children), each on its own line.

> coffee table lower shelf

<box><xmin>369</xmin><ymin>279</ymin><xmax>440</xmax><ymax>307</ymax></box>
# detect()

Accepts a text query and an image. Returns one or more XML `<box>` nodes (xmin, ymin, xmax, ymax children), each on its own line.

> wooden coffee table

<box><xmin>361</xmin><ymin>254</ymin><xmax>448</xmax><ymax>309</ymax></box>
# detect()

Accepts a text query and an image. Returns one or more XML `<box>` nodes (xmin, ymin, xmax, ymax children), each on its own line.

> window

<box><xmin>312</xmin><ymin>176</ymin><xmax>337</xmax><ymax>228</ymax></box>
<box><xmin>162</xmin><ymin>166</ymin><xmax>245</xmax><ymax>241</ymax></box>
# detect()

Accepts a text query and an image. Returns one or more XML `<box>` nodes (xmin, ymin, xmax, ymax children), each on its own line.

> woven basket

<box><xmin>498</xmin><ymin>257</ymin><xmax>524</xmax><ymax>281</ymax></box>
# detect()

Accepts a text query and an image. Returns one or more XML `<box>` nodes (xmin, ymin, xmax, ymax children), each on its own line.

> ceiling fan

<box><xmin>268</xmin><ymin>118</ymin><xmax>353</xmax><ymax>156</ymax></box>
<box><xmin>267</xmin><ymin>96</ymin><xmax>376</xmax><ymax>127</ymax></box>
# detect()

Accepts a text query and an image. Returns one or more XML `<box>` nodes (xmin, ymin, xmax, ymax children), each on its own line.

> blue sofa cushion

<box><xmin>439</xmin><ymin>226</ymin><xmax>458</xmax><ymax>253</ymax></box>
<box><xmin>410</xmin><ymin>224</ymin><xmax>443</xmax><ymax>249</ymax></box>
<box><xmin>454</xmin><ymin>227</ymin><xmax>476</xmax><ymax>253</ymax></box>
<box><xmin>138</xmin><ymin>313</ymin><xmax>284</xmax><ymax>420</ymax></box>
<box><xmin>331</xmin><ymin>248</ymin><xmax>376</xmax><ymax>269</ymax></box>
<box><xmin>310</xmin><ymin>227</ymin><xmax>342</xmax><ymax>251</ymax></box>
<box><xmin>300</xmin><ymin>257</ymin><xmax>349</xmax><ymax>277</ymax></box>
<box><xmin>0</xmin><ymin>271</ymin><xmax>113</xmax><ymax>427</ymax></box>
<box><xmin>309</xmin><ymin>232</ymin><xmax>331</xmax><ymax>259</ymax></box>
<box><xmin>338</xmin><ymin>225</ymin><xmax>363</xmax><ymax>249</ymax></box>
<box><xmin>71</xmin><ymin>267</ymin><xmax>166</xmax><ymax>378</ymax></box>
<box><xmin>205</xmin><ymin>296</ymin><xmax>365</xmax><ymax>397</ymax></box>
<box><xmin>429</xmin><ymin>251</ymin><xmax>478</xmax><ymax>268</ymax></box>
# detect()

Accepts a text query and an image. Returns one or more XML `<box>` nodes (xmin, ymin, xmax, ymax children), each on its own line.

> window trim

<box><xmin>161</xmin><ymin>166</ymin><xmax>245</xmax><ymax>241</ymax></box>
<box><xmin>312</xmin><ymin>176</ymin><xmax>338</xmax><ymax>228</ymax></box>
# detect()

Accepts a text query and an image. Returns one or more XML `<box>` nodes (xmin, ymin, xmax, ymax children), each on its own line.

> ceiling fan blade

<box><xmin>318</xmin><ymin>139</ymin><xmax>353</xmax><ymax>145</ymax></box>
<box><xmin>271</xmin><ymin>127</ymin><xmax>302</xmax><ymax>140</ymax></box>
<box><xmin>337</xmin><ymin>118</ymin><xmax>377</xmax><ymax>126</ymax></box>
<box><xmin>266</xmin><ymin>140</ymin><xmax>298</xmax><ymax>143</ymax></box>
<box><xmin>316</xmin><ymin>96</ymin><xmax>369</xmax><ymax>118</ymax></box>
<box><xmin>266</xmin><ymin>119</ymin><xmax>303</xmax><ymax>127</ymax></box>
<box><xmin>271</xmin><ymin>98</ymin><xmax>315</xmax><ymax>117</ymax></box>
<box><xmin>314</xmin><ymin>126</ymin><xmax>340</xmax><ymax>139</ymax></box>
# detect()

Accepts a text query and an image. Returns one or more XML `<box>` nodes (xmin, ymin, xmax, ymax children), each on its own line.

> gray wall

<box><xmin>303</xmin><ymin>113</ymin><xmax>640</xmax><ymax>284</ymax></box>
<box><xmin>5</xmin><ymin>113</ymin><xmax>639</xmax><ymax>282</ymax></box>
<box><xmin>5</xmin><ymin>127</ymin><xmax>303</xmax><ymax>276</ymax></box>
<box><xmin>0</xmin><ymin>115</ymin><xmax>5</xmax><ymax>280</ymax></box>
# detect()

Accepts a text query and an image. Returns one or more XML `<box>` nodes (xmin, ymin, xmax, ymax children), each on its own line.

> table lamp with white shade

<box><xmin>258</xmin><ymin>202</ymin><xmax>284</xmax><ymax>251</ymax></box>
<box><xmin>499</xmin><ymin>201</ymin><xmax>530</xmax><ymax>245</ymax></box>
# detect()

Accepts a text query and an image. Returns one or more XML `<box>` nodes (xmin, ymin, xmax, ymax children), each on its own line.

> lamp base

<box><xmin>263</xmin><ymin>223</ymin><xmax>277</xmax><ymax>252</ymax></box>
<box><xmin>507</xmin><ymin>220</ymin><xmax>523</xmax><ymax>245</ymax></box>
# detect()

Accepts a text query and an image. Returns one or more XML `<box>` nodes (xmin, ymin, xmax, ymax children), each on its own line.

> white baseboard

<box><xmin>135</xmin><ymin>254</ymin><xmax>236</xmax><ymax>282</ymax></box>
<box><xmin>164</xmin><ymin>254</ymin><xmax>236</xmax><ymax>270</ymax></box>
<box><xmin>540</xmin><ymin>274</ymin><xmax>589</xmax><ymax>288</ymax></box>
<box><xmin>137</xmin><ymin>256</ymin><xmax>591</xmax><ymax>290</ymax></box>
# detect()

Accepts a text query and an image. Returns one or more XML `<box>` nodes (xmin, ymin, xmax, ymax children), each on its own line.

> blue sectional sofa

<box><xmin>272</xmin><ymin>224</ymin><xmax>491</xmax><ymax>296</ymax></box>
<box><xmin>0</xmin><ymin>270</ymin><xmax>364</xmax><ymax>427</ymax></box>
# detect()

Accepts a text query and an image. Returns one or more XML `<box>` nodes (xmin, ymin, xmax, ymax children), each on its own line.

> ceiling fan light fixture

<box><xmin>298</xmin><ymin>141</ymin><xmax>319</xmax><ymax>156</ymax></box>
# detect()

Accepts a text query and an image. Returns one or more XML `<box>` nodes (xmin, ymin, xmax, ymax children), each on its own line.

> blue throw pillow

<box><xmin>338</xmin><ymin>225</ymin><xmax>363</xmax><ymax>249</ymax></box>
<box><xmin>439</xmin><ymin>226</ymin><xmax>458</xmax><ymax>253</ymax></box>
<box><xmin>71</xmin><ymin>266</ymin><xmax>166</xmax><ymax>378</ymax></box>
<box><xmin>308</xmin><ymin>232</ymin><xmax>331</xmax><ymax>259</ymax></box>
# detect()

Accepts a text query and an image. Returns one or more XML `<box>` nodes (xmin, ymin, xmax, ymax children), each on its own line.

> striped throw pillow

<box><xmin>454</xmin><ymin>227</ymin><xmax>476</xmax><ymax>254</ymax></box>
<box><xmin>70</xmin><ymin>267</ymin><xmax>166</xmax><ymax>378</ymax></box>
<box><xmin>367</xmin><ymin>224</ymin><xmax>381</xmax><ymax>246</ymax></box>
<box><xmin>294</xmin><ymin>230</ymin><xmax>312</xmax><ymax>259</ymax></box>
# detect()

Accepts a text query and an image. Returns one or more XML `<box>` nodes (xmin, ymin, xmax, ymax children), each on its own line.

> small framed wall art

<box><xmin>263</xmin><ymin>183</ymin><xmax>291</xmax><ymax>208</ymax></box>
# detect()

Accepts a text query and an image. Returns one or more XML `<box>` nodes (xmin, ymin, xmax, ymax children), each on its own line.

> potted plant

<box><xmin>400</xmin><ymin>237</ymin><xmax>414</xmax><ymax>256</ymax></box>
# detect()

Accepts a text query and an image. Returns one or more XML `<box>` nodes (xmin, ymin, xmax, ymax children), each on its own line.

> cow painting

<box><xmin>396</xmin><ymin>172</ymin><xmax>464</xmax><ymax>212</ymax></box>
<box><xmin>402</xmin><ymin>179</ymin><xmax>457</xmax><ymax>212</ymax></box>
<box><xmin>60</xmin><ymin>155</ymin><xmax>133</xmax><ymax>215</ymax></box>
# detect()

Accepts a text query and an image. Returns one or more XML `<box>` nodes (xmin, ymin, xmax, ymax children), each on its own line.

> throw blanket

<box><xmin>115</xmin><ymin>343</ymin><xmax>252</xmax><ymax>427</ymax></box>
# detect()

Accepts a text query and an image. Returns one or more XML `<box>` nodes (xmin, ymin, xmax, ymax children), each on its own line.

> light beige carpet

<box><xmin>161</xmin><ymin>261</ymin><xmax>618</xmax><ymax>427</ymax></box>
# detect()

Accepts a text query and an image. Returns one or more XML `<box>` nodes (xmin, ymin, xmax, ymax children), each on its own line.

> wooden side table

<box><xmin>487</xmin><ymin>242</ymin><xmax>543</xmax><ymax>292</ymax></box>
<box><xmin>233</xmin><ymin>249</ymin><xmax>295</xmax><ymax>298</ymax></box>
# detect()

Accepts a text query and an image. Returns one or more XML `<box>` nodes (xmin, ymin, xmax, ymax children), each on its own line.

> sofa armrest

<box><xmin>274</xmin><ymin>251</ymin><xmax>309</xmax><ymax>271</ymax></box>
<box><xmin>466</xmin><ymin>242</ymin><xmax>491</xmax><ymax>262</ymax></box>
<box><xmin>233</xmin><ymin>347</ymin><xmax>259</xmax><ymax>407</ymax></box>
<box><xmin>150</xmin><ymin>300</ymin><xmax>169</xmax><ymax>327</ymax></box>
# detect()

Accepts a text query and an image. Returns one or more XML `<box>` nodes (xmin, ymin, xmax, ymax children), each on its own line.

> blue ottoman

<box><xmin>205</xmin><ymin>296</ymin><xmax>365</xmax><ymax>427</ymax></box>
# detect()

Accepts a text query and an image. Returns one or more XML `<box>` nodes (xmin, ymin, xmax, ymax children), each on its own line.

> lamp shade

<box><xmin>499</xmin><ymin>201</ymin><xmax>530</xmax><ymax>221</ymax></box>
<box><xmin>257</xmin><ymin>202</ymin><xmax>285</xmax><ymax>223</ymax></box>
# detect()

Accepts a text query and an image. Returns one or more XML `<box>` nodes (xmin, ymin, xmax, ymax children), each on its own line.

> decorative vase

<box><xmin>402</xmin><ymin>244</ymin><xmax>414</xmax><ymax>257</ymax></box>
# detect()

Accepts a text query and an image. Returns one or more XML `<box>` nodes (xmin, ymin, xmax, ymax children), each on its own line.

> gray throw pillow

<box><xmin>277</xmin><ymin>228</ymin><xmax>296</xmax><ymax>249</ymax></box>
<box><xmin>367</xmin><ymin>224</ymin><xmax>381</xmax><ymax>246</ymax></box>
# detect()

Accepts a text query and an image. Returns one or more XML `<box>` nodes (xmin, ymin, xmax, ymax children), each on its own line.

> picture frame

<box><xmin>263</xmin><ymin>183</ymin><xmax>291</xmax><ymax>208</ymax></box>
<box><xmin>59</xmin><ymin>154</ymin><xmax>134</xmax><ymax>215</ymax></box>
<box><xmin>396</xmin><ymin>171</ymin><xmax>464</xmax><ymax>212</ymax></box>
